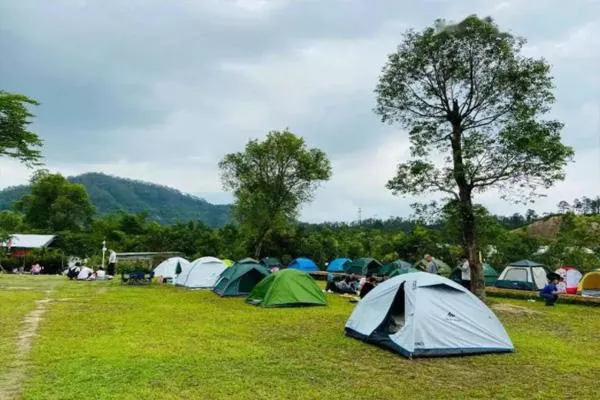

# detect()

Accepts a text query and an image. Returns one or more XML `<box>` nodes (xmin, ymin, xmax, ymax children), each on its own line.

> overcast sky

<box><xmin>1</xmin><ymin>0</ymin><xmax>599</xmax><ymax>222</ymax></box>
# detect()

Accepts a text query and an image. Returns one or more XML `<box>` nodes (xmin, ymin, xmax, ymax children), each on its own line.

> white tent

<box><xmin>175</xmin><ymin>257</ymin><xmax>227</xmax><ymax>288</ymax></box>
<box><xmin>76</xmin><ymin>267</ymin><xmax>94</xmax><ymax>280</ymax></box>
<box><xmin>495</xmin><ymin>260</ymin><xmax>547</xmax><ymax>291</ymax></box>
<box><xmin>153</xmin><ymin>257</ymin><xmax>190</xmax><ymax>280</ymax></box>
<box><xmin>345</xmin><ymin>272</ymin><xmax>513</xmax><ymax>358</ymax></box>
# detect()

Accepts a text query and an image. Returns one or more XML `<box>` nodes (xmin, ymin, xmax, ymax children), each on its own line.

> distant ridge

<box><xmin>0</xmin><ymin>172</ymin><xmax>232</xmax><ymax>227</ymax></box>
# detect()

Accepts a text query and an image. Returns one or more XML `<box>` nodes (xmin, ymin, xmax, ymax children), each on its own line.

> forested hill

<box><xmin>0</xmin><ymin>172</ymin><xmax>232</xmax><ymax>226</ymax></box>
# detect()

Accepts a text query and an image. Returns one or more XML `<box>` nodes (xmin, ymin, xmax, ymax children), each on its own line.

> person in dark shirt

<box><xmin>359</xmin><ymin>276</ymin><xmax>377</xmax><ymax>298</ymax></box>
<box><xmin>540</xmin><ymin>274</ymin><xmax>561</xmax><ymax>306</ymax></box>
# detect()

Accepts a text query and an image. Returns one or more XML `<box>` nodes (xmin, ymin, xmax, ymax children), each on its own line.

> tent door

<box><xmin>373</xmin><ymin>282</ymin><xmax>406</xmax><ymax>335</ymax></box>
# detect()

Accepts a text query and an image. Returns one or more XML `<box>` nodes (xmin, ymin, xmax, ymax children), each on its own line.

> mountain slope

<box><xmin>0</xmin><ymin>172</ymin><xmax>232</xmax><ymax>226</ymax></box>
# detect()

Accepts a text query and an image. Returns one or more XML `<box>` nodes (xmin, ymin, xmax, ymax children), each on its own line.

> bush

<box><xmin>0</xmin><ymin>250</ymin><xmax>66</xmax><ymax>274</ymax></box>
<box><xmin>487</xmin><ymin>287</ymin><xmax>600</xmax><ymax>307</ymax></box>
<box><xmin>116</xmin><ymin>260</ymin><xmax>153</xmax><ymax>274</ymax></box>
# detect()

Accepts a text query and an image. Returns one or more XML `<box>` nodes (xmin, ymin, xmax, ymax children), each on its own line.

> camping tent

<box><xmin>345</xmin><ymin>272</ymin><xmax>514</xmax><ymax>358</ymax></box>
<box><xmin>288</xmin><ymin>257</ymin><xmax>319</xmax><ymax>273</ymax></box>
<box><xmin>153</xmin><ymin>257</ymin><xmax>190</xmax><ymax>280</ymax></box>
<box><xmin>379</xmin><ymin>260</ymin><xmax>413</xmax><ymax>277</ymax></box>
<box><xmin>344</xmin><ymin>258</ymin><xmax>383</xmax><ymax>275</ymax></box>
<box><xmin>449</xmin><ymin>263</ymin><xmax>499</xmax><ymax>286</ymax></box>
<box><xmin>555</xmin><ymin>266</ymin><xmax>583</xmax><ymax>294</ymax></box>
<box><xmin>175</xmin><ymin>257</ymin><xmax>227</xmax><ymax>288</ymax></box>
<box><xmin>388</xmin><ymin>265</ymin><xmax>420</xmax><ymax>278</ymax></box>
<box><xmin>495</xmin><ymin>260</ymin><xmax>547</xmax><ymax>290</ymax></box>
<box><xmin>247</xmin><ymin>269</ymin><xmax>327</xmax><ymax>307</ymax></box>
<box><xmin>326</xmin><ymin>258</ymin><xmax>351</xmax><ymax>272</ymax></box>
<box><xmin>222</xmin><ymin>259</ymin><xmax>234</xmax><ymax>267</ymax></box>
<box><xmin>213</xmin><ymin>263</ymin><xmax>270</xmax><ymax>297</ymax></box>
<box><xmin>577</xmin><ymin>269</ymin><xmax>600</xmax><ymax>297</ymax></box>
<box><xmin>414</xmin><ymin>257</ymin><xmax>452</xmax><ymax>277</ymax></box>
<box><xmin>237</xmin><ymin>257</ymin><xmax>260</xmax><ymax>265</ymax></box>
<box><xmin>261</xmin><ymin>257</ymin><xmax>282</xmax><ymax>270</ymax></box>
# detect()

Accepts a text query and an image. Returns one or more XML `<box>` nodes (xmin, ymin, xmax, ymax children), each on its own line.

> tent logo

<box><xmin>446</xmin><ymin>312</ymin><xmax>459</xmax><ymax>321</ymax></box>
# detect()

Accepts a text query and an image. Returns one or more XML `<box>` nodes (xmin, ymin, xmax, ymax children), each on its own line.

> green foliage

<box><xmin>0</xmin><ymin>172</ymin><xmax>232</xmax><ymax>227</ymax></box>
<box><xmin>14</xmin><ymin>171</ymin><xmax>95</xmax><ymax>232</ymax></box>
<box><xmin>219</xmin><ymin>129</ymin><xmax>331</xmax><ymax>257</ymax></box>
<box><xmin>0</xmin><ymin>250</ymin><xmax>65</xmax><ymax>274</ymax></box>
<box><xmin>0</xmin><ymin>90</ymin><xmax>43</xmax><ymax>167</ymax></box>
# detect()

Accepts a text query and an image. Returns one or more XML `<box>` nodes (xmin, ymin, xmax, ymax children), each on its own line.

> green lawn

<box><xmin>1</xmin><ymin>275</ymin><xmax>599</xmax><ymax>399</ymax></box>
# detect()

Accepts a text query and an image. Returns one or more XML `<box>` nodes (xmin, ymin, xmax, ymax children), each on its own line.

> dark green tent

<box><xmin>236</xmin><ymin>257</ymin><xmax>260</xmax><ymax>265</ymax></box>
<box><xmin>344</xmin><ymin>258</ymin><xmax>383</xmax><ymax>275</ymax></box>
<box><xmin>388</xmin><ymin>265</ymin><xmax>420</xmax><ymax>278</ymax></box>
<box><xmin>449</xmin><ymin>263</ymin><xmax>499</xmax><ymax>286</ymax></box>
<box><xmin>414</xmin><ymin>257</ymin><xmax>452</xmax><ymax>277</ymax></box>
<box><xmin>260</xmin><ymin>257</ymin><xmax>283</xmax><ymax>269</ymax></box>
<box><xmin>379</xmin><ymin>259</ymin><xmax>413</xmax><ymax>277</ymax></box>
<box><xmin>247</xmin><ymin>269</ymin><xmax>326</xmax><ymax>307</ymax></box>
<box><xmin>213</xmin><ymin>263</ymin><xmax>270</xmax><ymax>297</ymax></box>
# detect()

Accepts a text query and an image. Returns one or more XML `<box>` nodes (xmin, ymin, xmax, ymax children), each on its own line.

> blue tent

<box><xmin>327</xmin><ymin>258</ymin><xmax>351</xmax><ymax>272</ymax></box>
<box><xmin>288</xmin><ymin>257</ymin><xmax>319</xmax><ymax>273</ymax></box>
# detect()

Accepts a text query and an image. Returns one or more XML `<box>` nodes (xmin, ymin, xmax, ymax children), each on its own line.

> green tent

<box><xmin>222</xmin><ymin>259</ymin><xmax>234</xmax><ymax>267</ymax></box>
<box><xmin>414</xmin><ymin>257</ymin><xmax>451</xmax><ymax>277</ymax></box>
<box><xmin>344</xmin><ymin>258</ymin><xmax>383</xmax><ymax>275</ymax></box>
<box><xmin>213</xmin><ymin>263</ymin><xmax>270</xmax><ymax>297</ymax></box>
<box><xmin>247</xmin><ymin>269</ymin><xmax>327</xmax><ymax>307</ymax></box>
<box><xmin>449</xmin><ymin>263</ymin><xmax>499</xmax><ymax>286</ymax></box>
<box><xmin>236</xmin><ymin>257</ymin><xmax>260</xmax><ymax>265</ymax></box>
<box><xmin>379</xmin><ymin>259</ymin><xmax>413</xmax><ymax>277</ymax></box>
<box><xmin>260</xmin><ymin>257</ymin><xmax>283</xmax><ymax>269</ymax></box>
<box><xmin>388</xmin><ymin>265</ymin><xmax>420</xmax><ymax>278</ymax></box>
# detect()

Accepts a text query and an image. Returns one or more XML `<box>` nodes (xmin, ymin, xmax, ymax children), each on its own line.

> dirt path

<box><xmin>0</xmin><ymin>289</ymin><xmax>55</xmax><ymax>400</ymax></box>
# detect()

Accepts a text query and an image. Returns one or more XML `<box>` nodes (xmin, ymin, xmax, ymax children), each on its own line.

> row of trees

<box><xmin>1</xmin><ymin>15</ymin><xmax>578</xmax><ymax>298</ymax></box>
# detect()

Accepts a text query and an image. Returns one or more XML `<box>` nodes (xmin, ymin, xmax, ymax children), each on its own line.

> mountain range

<box><xmin>0</xmin><ymin>172</ymin><xmax>232</xmax><ymax>227</ymax></box>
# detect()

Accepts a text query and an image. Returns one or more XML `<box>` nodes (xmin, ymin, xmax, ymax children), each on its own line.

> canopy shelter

<box><xmin>449</xmin><ymin>263</ymin><xmax>499</xmax><ymax>286</ymax></box>
<box><xmin>213</xmin><ymin>263</ymin><xmax>270</xmax><ymax>297</ymax></box>
<box><xmin>578</xmin><ymin>269</ymin><xmax>600</xmax><ymax>297</ymax></box>
<box><xmin>175</xmin><ymin>257</ymin><xmax>227</xmax><ymax>288</ymax></box>
<box><xmin>555</xmin><ymin>265</ymin><xmax>583</xmax><ymax>294</ymax></box>
<box><xmin>344</xmin><ymin>258</ymin><xmax>383</xmax><ymax>275</ymax></box>
<box><xmin>345</xmin><ymin>272</ymin><xmax>514</xmax><ymax>358</ymax></box>
<box><xmin>260</xmin><ymin>257</ymin><xmax>283</xmax><ymax>269</ymax></box>
<box><xmin>153</xmin><ymin>257</ymin><xmax>190</xmax><ymax>280</ymax></box>
<box><xmin>495</xmin><ymin>260</ymin><xmax>548</xmax><ymax>291</ymax></box>
<box><xmin>247</xmin><ymin>269</ymin><xmax>326</xmax><ymax>307</ymax></box>
<box><xmin>414</xmin><ymin>257</ymin><xmax>451</xmax><ymax>277</ymax></box>
<box><xmin>288</xmin><ymin>257</ymin><xmax>319</xmax><ymax>273</ymax></box>
<box><xmin>2</xmin><ymin>234</ymin><xmax>56</xmax><ymax>257</ymax></box>
<box><xmin>379</xmin><ymin>260</ymin><xmax>413</xmax><ymax>277</ymax></box>
<box><xmin>326</xmin><ymin>258</ymin><xmax>351</xmax><ymax>272</ymax></box>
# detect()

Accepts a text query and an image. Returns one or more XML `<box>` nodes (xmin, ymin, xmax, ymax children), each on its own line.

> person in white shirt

<box><xmin>107</xmin><ymin>250</ymin><xmax>117</xmax><ymax>276</ymax></box>
<box><xmin>459</xmin><ymin>257</ymin><xmax>471</xmax><ymax>291</ymax></box>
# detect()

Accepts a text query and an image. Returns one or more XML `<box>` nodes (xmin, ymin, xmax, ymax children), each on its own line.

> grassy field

<box><xmin>1</xmin><ymin>275</ymin><xmax>599</xmax><ymax>399</ymax></box>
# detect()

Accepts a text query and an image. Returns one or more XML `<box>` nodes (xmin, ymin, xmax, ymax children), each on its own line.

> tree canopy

<box><xmin>0</xmin><ymin>90</ymin><xmax>43</xmax><ymax>167</ymax></box>
<box><xmin>219</xmin><ymin>130</ymin><xmax>331</xmax><ymax>257</ymax></box>
<box><xmin>375</xmin><ymin>15</ymin><xmax>574</xmax><ymax>298</ymax></box>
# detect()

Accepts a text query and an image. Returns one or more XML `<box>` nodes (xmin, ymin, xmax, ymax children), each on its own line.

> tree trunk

<box><xmin>253</xmin><ymin>227</ymin><xmax>271</xmax><ymax>259</ymax></box>
<box><xmin>450</xmin><ymin>110</ymin><xmax>485</xmax><ymax>299</ymax></box>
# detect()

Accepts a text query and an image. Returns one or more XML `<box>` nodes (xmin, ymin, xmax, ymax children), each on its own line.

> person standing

<box><xmin>424</xmin><ymin>255</ymin><xmax>439</xmax><ymax>274</ymax></box>
<box><xmin>107</xmin><ymin>250</ymin><xmax>117</xmax><ymax>276</ymax></box>
<box><xmin>459</xmin><ymin>257</ymin><xmax>471</xmax><ymax>290</ymax></box>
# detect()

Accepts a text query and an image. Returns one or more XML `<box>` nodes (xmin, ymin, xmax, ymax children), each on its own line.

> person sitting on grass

<box><xmin>359</xmin><ymin>276</ymin><xmax>377</xmax><ymax>298</ymax></box>
<box><xmin>326</xmin><ymin>275</ymin><xmax>357</xmax><ymax>294</ymax></box>
<box><xmin>540</xmin><ymin>273</ymin><xmax>562</xmax><ymax>306</ymax></box>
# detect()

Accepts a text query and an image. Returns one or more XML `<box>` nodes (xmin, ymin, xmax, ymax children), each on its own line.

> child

<box><xmin>540</xmin><ymin>273</ymin><xmax>561</xmax><ymax>306</ymax></box>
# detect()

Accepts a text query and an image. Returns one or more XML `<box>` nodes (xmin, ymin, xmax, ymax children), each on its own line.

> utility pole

<box><xmin>358</xmin><ymin>207</ymin><xmax>362</xmax><ymax>226</ymax></box>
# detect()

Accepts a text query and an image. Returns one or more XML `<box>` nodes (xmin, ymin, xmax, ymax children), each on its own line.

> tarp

<box><xmin>326</xmin><ymin>258</ymin><xmax>351</xmax><ymax>272</ymax></box>
<box><xmin>379</xmin><ymin>260</ymin><xmax>413</xmax><ymax>277</ymax></box>
<box><xmin>288</xmin><ymin>257</ymin><xmax>319</xmax><ymax>273</ymax></box>
<box><xmin>153</xmin><ymin>257</ymin><xmax>190</xmax><ymax>279</ymax></box>
<box><xmin>247</xmin><ymin>269</ymin><xmax>326</xmax><ymax>307</ymax></box>
<box><xmin>495</xmin><ymin>260</ymin><xmax>548</xmax><ymax>291</ymax></box>
<box><xmin>449</xmin><ymin>263</ymin><xmax>499</xmax><ymax>286</ymax></box>
<box><xmin>344</xmin><ymin>258</ymin><xmax>383</xmax><ymax>275</ymax></box>
<box><xmin>213</xmin><ymin>263</ymin><xmax>270</xmax><ymax>297</ymax></box>
<box><xmin>345</xmin><ymin>272</ymin><xmax>514</xmax><ymax>358</ymax></box>
<box><xmin>175</xmin><ymin>257</ymin><xmax>227</xmax><ymax>288</ymax></box>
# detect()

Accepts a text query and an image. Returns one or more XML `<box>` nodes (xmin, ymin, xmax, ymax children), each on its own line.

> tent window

<box><xmin>504</xmin><ymin>268</ymin><xmax>528</xmax><ymax>282</ymax></box>
<box><xmin>385</xmin><ymin>283</ymin><xmax>406</xmax><ymax>334</ymax></box>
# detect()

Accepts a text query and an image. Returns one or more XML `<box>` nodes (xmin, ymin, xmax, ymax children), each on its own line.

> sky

<box><xmin>1</xmin><ymin>0</ymin><xmax>599</xmax><ymax>223</ymax></box>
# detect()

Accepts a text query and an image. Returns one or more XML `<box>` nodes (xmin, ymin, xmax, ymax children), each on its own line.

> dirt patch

<box><xmin>1</xmin><ymin>287</ymin><xmax>38</xmax><ymax>291</ymax></box>
<box><xmin>0</xmin><ymin>295</ymin><xmax>53</xmax><ymax>399</ymax></box>
<box><xmin>492</xmin><ymin>303</ymin><xmax>541</xmax><ymax>315</ymax></box>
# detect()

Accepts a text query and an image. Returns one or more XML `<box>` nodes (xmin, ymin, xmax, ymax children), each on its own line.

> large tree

<box><xmin>0</xmin><ymin>91</ymin><xmax>43</xmax><ymax>166</ymax></box>
<box><xmin>219</xmin><ymin>130</ymin><xmax>331</xmax><ymax>258</ymax></box>
<box><xmin>15</xmin><ymin>170</ymin><xmax>95</xmax><ymax>232</ymax></box>
<box><xmin>375</xmin><ymin>15</ymin><xmax>573</xmax><ymax>298</ymax></box>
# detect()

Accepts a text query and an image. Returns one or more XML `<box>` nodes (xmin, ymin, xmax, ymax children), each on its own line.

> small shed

<box><xmin>2</xmin><ymin>234</ymin><xmax>56</xmax><ymax>257</ymax></box>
